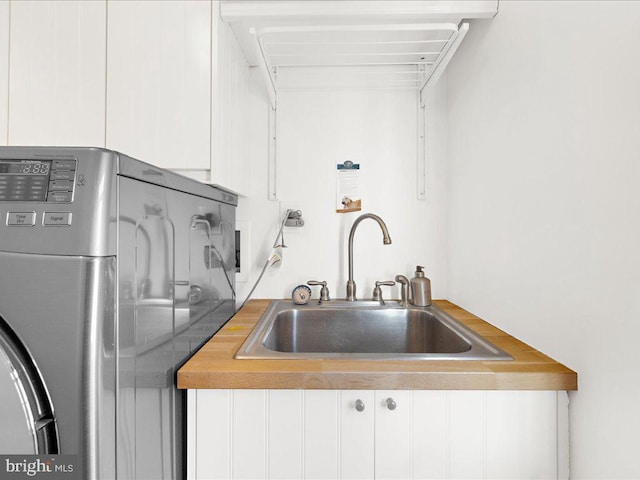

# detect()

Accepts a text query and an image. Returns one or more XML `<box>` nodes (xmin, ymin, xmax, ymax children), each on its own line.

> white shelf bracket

<box><xmin>420</xmin><ymin>22</ymin><xmax>469</xmax><ymax>93</ymax></box>
<box><xmin>251</xmin><ymin>27</ymin><xmax>279</xmax><ymax>200</ymax></box>
<box><xmin>416</xmin><ymin>23</ymin><xmax>468</xmax><ymax>199</ymax></box>
<box><xmin>417</xmin><ymin>92</ymin><xmax>426</xmax><ymax>201</ymax></box>
<box><xmin>251</xmin><ymin>27</ymin><xmax>278</xmax><ymax>110</ymax></box>
<box><xmin>267</xmin><ymin>104</ymin><xmax>278</xmax><ymax>201</ymax></box>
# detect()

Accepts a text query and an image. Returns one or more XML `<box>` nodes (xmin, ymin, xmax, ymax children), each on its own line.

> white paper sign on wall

<box><xmin>336</xmin><ymin>161</ymin><xmax>361</xmax><ymax>213</ymax></box>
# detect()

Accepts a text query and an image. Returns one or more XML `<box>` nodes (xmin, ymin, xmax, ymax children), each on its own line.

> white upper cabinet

<box><xmin>7</xmin><ymin>1</ymin><xmax>106</xmax><ymax>147</ymax></box>
<box><xmin>0</xmin><ymin>2</ymin><xmax>9</xmax><ymax>146</ymax></box>
<box><xmin>106</xmin><ymin>1</ymin><xmax>211</xmax><ymax>173</ymax></box>
<box><xmin>210</xmin><ymin>3</ymin><xmax>251</xmax><ymax>194</ymax></box>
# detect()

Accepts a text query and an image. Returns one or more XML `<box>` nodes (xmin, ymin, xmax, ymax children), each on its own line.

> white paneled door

<box><xmin>303</xmin><ymin>390</ymin><xmax>340</xmax><ymax>479</ymax></box>
<box><xmin>106</xmin><ymin>0</ymin><xmax>211</xmax><ymax>171</ymax></box>
<box><xmin>189</xmin><ymin>389</ymin><xmax>567</xmax><ymax>480</ymax></box>
<box><xmin>0</xmin><ymin>1</ymin><xmax>9</xmax><ymax>145</ymax></box>
<box><xmin>374</xmin><ymin>390</ymin><xmax>412</xmax><ymax>480</ymax></box>
<box><xmin>210</xmin><ymin>5</ymin><xmax>250</xmax><ymax>193</ymax></box>
<box><xmin>7</xmin><ymin>0</ymin><xmax>106</xmax><ymax>147</ymax></box>
<box><xmin>339</xmin><ymin>390</ymin><xmax>375</xmax><ymax>479</ymax></box>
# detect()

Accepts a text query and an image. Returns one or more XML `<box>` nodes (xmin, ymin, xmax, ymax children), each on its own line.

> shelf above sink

<box><xmin>220</xmin><ymin>0</ymin><xmax>498</xmax><ymax>100</ymax></box>
<box><xmin>216</xmin><ymin>0</ymin><xmax>497</xmax><ymax>200</ymax></box>
<box><xmin>255</xmin><ymin>23</ymin><xmax>466</xmax><ymax>91</ymax></box>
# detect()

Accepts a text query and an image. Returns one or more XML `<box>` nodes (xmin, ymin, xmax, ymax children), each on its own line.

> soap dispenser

<box><xmin>410</xmin><ymin>266</ymin><xmax>432</xmax><ymax>307</ymax></box>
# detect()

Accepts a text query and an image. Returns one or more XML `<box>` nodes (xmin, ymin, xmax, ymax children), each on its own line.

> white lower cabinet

<box><xmin>188</xmin><ymin>389</ymin><xmax>569</xmax><ymax>480</ymax></box>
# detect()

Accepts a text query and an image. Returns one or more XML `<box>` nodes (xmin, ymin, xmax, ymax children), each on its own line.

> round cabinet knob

<box><xmin>355</xmin><ymin>399</ymin><xmax>365</xmax><ymax>412</ymax></box>
<box><xmin>386</xmin><ymin>398</ymin><xmax>397</xmax><ymax>411</ymax></box>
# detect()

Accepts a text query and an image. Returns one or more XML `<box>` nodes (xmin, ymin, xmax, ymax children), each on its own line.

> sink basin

<box><xmin>235</xmin><ymin>300</ymin><xmax>512</xmax><ymax>360</ymax></box>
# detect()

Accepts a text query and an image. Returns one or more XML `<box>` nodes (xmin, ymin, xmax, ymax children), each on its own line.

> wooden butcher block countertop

<box><xmin>177</xmin><ymin>299</ymin><xmax>577</xmax><ymax>391</ymax></box>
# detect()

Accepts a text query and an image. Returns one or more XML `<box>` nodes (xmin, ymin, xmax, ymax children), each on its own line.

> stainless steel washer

<box><xmin>0</xmin><ymin>147</ymin><xmax>237</xmax><ymax>479</ymax></box>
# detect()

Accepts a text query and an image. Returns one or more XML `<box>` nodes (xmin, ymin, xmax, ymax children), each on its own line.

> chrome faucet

<box><xmin>346</xmin><ymin>213</ymin><xmax>392</xmax><ymax>301</ymax></box>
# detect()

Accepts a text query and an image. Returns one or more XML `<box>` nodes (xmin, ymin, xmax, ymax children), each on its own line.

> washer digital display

<box><xmin>0</xmin><ymin>160</ymin><xmax>51</xmax><ymax>175</ymax></box>
<box><xmin>0</xmin><ymin>159</ymin><xmax>75</xmax><ymax>202</ymax></box>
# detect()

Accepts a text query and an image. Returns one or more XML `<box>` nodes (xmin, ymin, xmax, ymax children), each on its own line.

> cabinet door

<box><xmin>449</xmin><ymin>391</ymin><xmax>486</xmax><ymax>479</ymax></box>
<box><xmin>8</xmin><ymin>0</ymin><xmax>106</xmax><ymax>146</ymax></box>
<box><xmin>231</xmin><ymin>390</ymin><xmax>267</xmax><ymax>479</ymax></box>
<box><xmin>267</xmin><ymin>390</ymin><xmax>303</xmax><ymax>479</ymax></box>
<box><xmin>106</xmin><ymin>0</ymin><xmax>210</xmax><ymax>171</ymax></box>
<box><xmin>411</xmin><ymin>390</ymin><xmax>449</xmax><ymax>478</ymax></box>
<box><xmin>0</xmin><ymin>1</ymin><xmax>8</xmax><ymax>145</ymax></box>
<box><xmin>375</xmin><ymin>390</ymin><xmax>412</xmax><ymax>480</ymax></box>
<box><xmin>340</xmin><ymin>390</ymin><xmax>375</xmax><ymax>479</ymax></box>
<box><xmin>211</xmin><ymin>5</ymin><xmax>250</xmax><ymax>193</ymax></box>
<box><xmin>191</xmin><ymin>390</ymin><xmax>232</xmax><ymax>480</ymax></box>
<box><xmin>303</xmin><ymin>390</ymin><xmax>339</xmax><ymax>479</ymax></box>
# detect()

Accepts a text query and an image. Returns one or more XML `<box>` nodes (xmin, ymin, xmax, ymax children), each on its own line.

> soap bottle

<box><xmin>410</xmin><ymin>266</ymin><xmax>432</xmax><ymax>307</ymax></box>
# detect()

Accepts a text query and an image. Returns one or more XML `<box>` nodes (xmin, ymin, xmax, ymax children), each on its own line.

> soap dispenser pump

<box><xmin>410</xmin><ymin>266</ymin><xmax>432</xmax><ymax>307</ymax></box>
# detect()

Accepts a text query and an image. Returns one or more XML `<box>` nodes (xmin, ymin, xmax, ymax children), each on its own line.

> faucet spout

<box><xmin>346</xmin><ymin>213</ymin><xmax>392</xmax><ymax>301</ymax></box>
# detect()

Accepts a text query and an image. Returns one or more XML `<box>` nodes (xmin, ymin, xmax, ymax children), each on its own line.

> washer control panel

<box><xmin>0</xmin><ymin>159</ymin><xmax>77</xmax><ymax>228</ymax></box>
<box><xmin>4</xmin><ymin>211</ymin><xmax>72</xmax><ymax>227</ymax></box>
<box><xmin>0</xmin><ymin>159</ymin><xmax>76</xmax><ymax>203</ymax></box>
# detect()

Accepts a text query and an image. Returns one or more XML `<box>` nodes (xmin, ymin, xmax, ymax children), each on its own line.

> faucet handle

<box><xmin>307</xmin><ymin>280</ymin><xmax>330</xmax><ymax>303</ymax></box>
<box><xmin>372</xmin><ymin>280</ymin><xmax>396</xmax><ymax>305</ymax></box>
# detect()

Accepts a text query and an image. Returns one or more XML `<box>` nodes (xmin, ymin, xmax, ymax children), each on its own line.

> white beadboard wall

<box><xmin>7</xmin><ymin>0</ymin><xmax>106</xmax><ymax>147</ymax></box>
<box><xmin>237</xmin><ymin>68</ymin><xmax>449</xmax><ymax>304</ymax></box>
<box><xmin>445</xmin><ymin>2</ymin><xmax>640</xmax><ymax>479</ymax></box>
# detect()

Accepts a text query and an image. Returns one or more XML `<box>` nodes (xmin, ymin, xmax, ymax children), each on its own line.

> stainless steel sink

<box><xmin>235</xmin><ymin>300</ymin><xmax>512</xmax><ymax>360</ymax></box>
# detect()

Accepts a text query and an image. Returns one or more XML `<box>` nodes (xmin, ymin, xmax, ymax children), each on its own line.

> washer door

<box><xmin>0</xmin><ymin>318</ymin><xmax>59</xmax><ymax>454</ymax></box>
